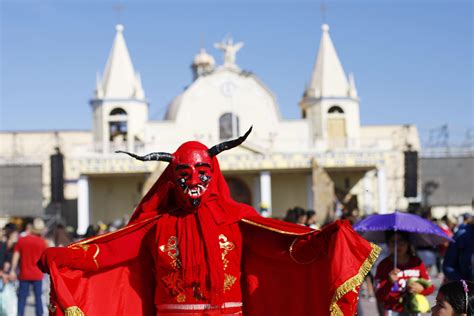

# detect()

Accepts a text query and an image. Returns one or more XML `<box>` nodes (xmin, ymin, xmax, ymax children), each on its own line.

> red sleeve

<box><xmin>418</xmin><ymin>260</ymin><xmax>435</xmax><ymax>296</ymax></box>
<box><xmin>94</xmin><ymin>221</ymin><xmax>155</xmax><ymax>269</ymax></box>
<box><xmin>375</xmin><ymin>259</ymin><xmax>393</xmax><ymax>302</ymax></box>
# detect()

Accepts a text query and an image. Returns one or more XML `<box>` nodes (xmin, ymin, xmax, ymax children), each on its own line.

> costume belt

<box><xmin>157</xmin><ymin>302</ymin><xmax>242</xmax><ymax>311</ymax></box>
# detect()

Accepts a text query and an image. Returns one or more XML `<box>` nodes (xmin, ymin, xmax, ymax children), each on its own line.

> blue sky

<box><xmin>1</xmin><ymin>0</ymin><xmax>472</xmax><ymax>147</ymax></box>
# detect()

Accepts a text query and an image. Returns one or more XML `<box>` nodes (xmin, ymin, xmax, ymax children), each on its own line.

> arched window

<box><xmin>219</xmin><ymin>113</ymin><xmax>240</xmax><ymax>140</ymax></box>
<box><xmin>109</xmin><ymin>108</ymin><xmax>128</xmax><ymax>141</ymax></box>
<box><xmin>110</xmin><ymin>108</ymin><xmax>127</xmax><ymax>116</ymax></box>
<box><xmin>328</xmin><ymin>105</ymin><xmax>344</xmax><ymax>114</ymax></box>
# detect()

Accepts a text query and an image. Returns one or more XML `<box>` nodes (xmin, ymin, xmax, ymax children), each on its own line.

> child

<box><xmin>432</xmin><ymin>280</ymin><xmax>474</xmax><ymax>316</ymax></box>
<box><xmin>375</xmin><ymin>231</ymin><xmax>434</xmax><ymax>315</ymax></box>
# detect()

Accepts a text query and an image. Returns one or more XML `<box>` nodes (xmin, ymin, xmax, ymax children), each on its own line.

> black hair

<box><xmin>439</xmin><ymin>280</ymin><xmax>474</xmax><ymax>315</ymax></box>
<box><xmin>385</xmin><ymin>230</ymin><xmax>416</xmax><ymax>256</ymax></box>
<box><xmin>284</xmin><ymin>207</ymin><xmax>307</xmax><ymax>223</ymax></box>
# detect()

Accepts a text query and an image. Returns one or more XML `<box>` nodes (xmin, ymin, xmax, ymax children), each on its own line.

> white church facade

<box><xmin>0</xmin><ymin>24</ymin><xmax>420</xmax><ymax>233</ymax></box>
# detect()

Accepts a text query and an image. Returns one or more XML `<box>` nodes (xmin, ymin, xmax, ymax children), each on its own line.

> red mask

<box><xmin>116</xmin><ymin>127</ymin><xmax>252</xmax><ymax>210</ymax></box>
<box><xmin>171</xmin><ymin>142</ymin><xmax>213</xmax><ymax>209</ymax></box>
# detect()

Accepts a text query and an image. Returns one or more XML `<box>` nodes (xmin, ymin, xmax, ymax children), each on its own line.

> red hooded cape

<box><xmin>47</xmin><ymin>157</ymin><xmax>380</xmax><ymax>316</ymax></box>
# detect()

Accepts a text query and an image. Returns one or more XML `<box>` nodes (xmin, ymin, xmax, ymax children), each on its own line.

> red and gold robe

<box><xmin>46</xmin><ymin>159</ymin><xmax>380</xmax><ymax>316</ymax></box>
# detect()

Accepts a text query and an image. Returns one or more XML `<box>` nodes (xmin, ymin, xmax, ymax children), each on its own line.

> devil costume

<box><xmin>39</xmin><ymin>128</ymin><xmax>380</xmax><ymax>316</ymax></box>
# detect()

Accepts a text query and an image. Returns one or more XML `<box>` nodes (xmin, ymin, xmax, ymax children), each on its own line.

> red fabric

<box><xmin>375</xmin><ymin>255</ymin><xmax>435</xmax><ymax>312</ymax></box>
<box><xmin>241</xmin><ymin>217</ymin><xmax>375</xmax><ymax>316</ymax></box>
<box><xmin>43</xmin><ymin>141</ymin><xmax>378</xmax><ymax>315</ymax></box>
<box><xmin>437</xmin><ymin>225</ymin><xmax>453</xmax><ymax>256</ymax></box>
<box><xmin>14</xmin><ymin>234</ymin><xmax>47</xmax><ymax>280</ymax></box>
<box><xmin>47</xmin><ymin>217</ymin><xmax>376</xmax><ymax>316</ymax></box>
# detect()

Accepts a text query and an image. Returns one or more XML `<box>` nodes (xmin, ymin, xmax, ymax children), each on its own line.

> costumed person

<box><xmin>375</xmin><ymin>231</ymin><xmax>434</xmax><ymax>315</ymax></box>
<box><xmin>431</xmin><ymin>280</ymin><xmax>474</xmax><ymax>316</ymax></box>
<box><xmin>39</xmin><ymin>127</ymin><xmax>380</xmax><ymax>316</ymax></box>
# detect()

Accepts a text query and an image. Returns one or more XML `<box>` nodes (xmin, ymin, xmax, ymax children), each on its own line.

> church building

<box><xmin>0</xmin><ymin>24</ymin><xmax>420</xmax><ymax>233</ymax></box>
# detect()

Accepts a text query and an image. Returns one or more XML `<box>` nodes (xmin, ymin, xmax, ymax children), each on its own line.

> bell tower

<box><xmin>300</xmin><ymin>24</ymin><xmax>360</xmax><ymax>149</ymax></box>
<box><xmin>90</xmin><ymin>24</ymin><xmax>148</xmax><ymax>153</ymax></box>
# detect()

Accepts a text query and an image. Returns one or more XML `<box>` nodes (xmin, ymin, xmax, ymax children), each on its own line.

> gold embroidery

<box><xmin>159</xmin><ymin>236</ymin><xmax>181</xmax><ymax>269</ymax></box>
<box><xmin>92</xmin><ymin>243</ymin><xmax>100</xmax><ymax>270</ymax></box>
<box><xmin>64</xmin><ymin>306</ymin><xmax>84</xmax><ymax>316</ymax></box>
<box><xmin>161</xmin><ymin>271</ymin><xmax>187</xmax><ymax>303</ymax></box>
<box><xmin>177</xmin><ymin>293</ymin><xmax>186</xmax><ymax>303</ymax></box>
<box><xmin>69</xmin><ymin>243</ymin><xmax>100</xmax><ymax>270</ymax></box>
<box><xmin>329</xmin><ymin>243</ymin><xmax>381</xmax><ymax>316</ymax></box>
<box><xmin>219</xmin><ymin>234</ymin><xmax>235</xmax><ymax>270</ymax></box>
<box><xmin>69</xmin><ymin>244</ymin><xmax>89</xmax><ymax>251</ymax></box>
<box><xmin>223</xmin><ymin>273</ymin><xmax>237</xmax><ymax>292</ymax></box>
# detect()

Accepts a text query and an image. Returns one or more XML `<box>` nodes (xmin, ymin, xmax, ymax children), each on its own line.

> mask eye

<box><xmin>199</xmin><ymin>174</ymin><xmax>210</xmax><ymax>183</ymax></box>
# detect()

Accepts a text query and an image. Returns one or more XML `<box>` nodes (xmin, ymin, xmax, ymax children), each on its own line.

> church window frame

<box><xmin>219</xmin><ymin>112</ymin><xmax>240</xmax><ymax>140</ymax></box>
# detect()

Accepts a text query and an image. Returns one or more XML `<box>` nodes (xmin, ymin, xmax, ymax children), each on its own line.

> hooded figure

<box><xmin>39</xmin><ymin>128</ymin><xmax>380</xmax><ymax>316</ymax></box>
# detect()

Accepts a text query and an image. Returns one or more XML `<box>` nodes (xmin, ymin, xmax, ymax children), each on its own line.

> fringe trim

<box><xmin>330</xmin><ymin>242</ymin><xmax>381</xmax><ymax>316</ymax></box>
<box><xmin>64</xmin><ymin>306</ymin><xmax>84</xmax><ymax>316</ymax></box>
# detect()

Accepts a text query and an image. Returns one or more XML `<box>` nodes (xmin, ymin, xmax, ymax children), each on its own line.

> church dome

<box><xmin>192</xmin><ymin>48</ymin><xmax>215</xmax><ymax>67</ymax></box>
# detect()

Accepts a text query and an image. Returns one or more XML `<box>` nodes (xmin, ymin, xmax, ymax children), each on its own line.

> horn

<box><xmin>208</xmin><ymin>126</ymin><xmax>253</xmax><ymax>157</ymax></box>
<box><xmin>115</xmin><ymin>151</ymin><xmax>173</xmax><ymax>162</ymax></box>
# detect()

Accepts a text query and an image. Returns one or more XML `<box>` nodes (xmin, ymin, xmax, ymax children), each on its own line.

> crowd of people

<box><xmin>0</xmin><ymin>208</ymin><xmax>472</xmax><ymax>315</ymax></box>
<box><xmin>281</xmin><ymin>206</ymin><xmax>474</xmax><ymax>316</ymax></box>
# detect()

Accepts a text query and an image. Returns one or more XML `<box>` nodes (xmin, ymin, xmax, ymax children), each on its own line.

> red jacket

<box><xmin>375</xmin><ymin>255</ymin><xmax>434</xmax><ymax>312</ymax></box>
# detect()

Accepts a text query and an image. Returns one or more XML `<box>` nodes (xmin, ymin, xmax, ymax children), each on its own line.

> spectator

<box><xmin>456</xmin><ymin>212</ymin><xmax>473</xmax><ymax>233</ymax></box>
<box><xmin>431</xmin><ymin>280</ymin><xmax>474</xmax><ymax>316</ymax></box>
<box><xmin>375</xmin><ymin>231</ymin><xmax>434</xmax><ymax>315</ymax></box>
<box><xmin>9</xmin><ymin>218</ymin><xmax>48</xmax><ymax>316</ymax></box>
<box><xmin>284</xmin><ymin>207</ymin><xmax>306</xmax><ymax>224</ymax></box>
<box><xmin>52</xmin><ymin>224</ymin><xmax>72</xmax><ymax>247</ymax></box>
<box><xmin>443</xmin><ymin>215</ymin><xmax>474</xmax><ymax>282</ymax></box>
<box><xmin>0</xmin><ymin>228</ymin><xmax>17</xmax><ymax>315</ymax></box>
<box><xmin>435</xmin><ymin>216</ymin><xmax>454</xmax><ymax>278</ymax></box>
<box><xmin>83</xmin><ymin>224</ymin><xmax>98</xmax><ymax>238</ymax></box>
<box><xmin>417</xmin><ymin>210</ymin><xmax>436</xmax><ymax>274</ymax></box>
<box><xmin>305</xmin><ymin>210</ymin><xmax>320</xmax><ymax>229</ymax></box>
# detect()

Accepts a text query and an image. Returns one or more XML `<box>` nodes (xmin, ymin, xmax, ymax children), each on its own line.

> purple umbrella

<box><xmin>353</xmin><ymin>211</ymin><xmax>453</xmax><ymax>247</ymax></box>
<box><xmin>353</xmin><ymin>211</ymin><xmax>453</xmax><ymax>274</ymax></box>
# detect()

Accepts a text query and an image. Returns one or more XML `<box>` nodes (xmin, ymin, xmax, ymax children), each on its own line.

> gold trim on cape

<box><xmin>64</xmin><ymin>306</ymin><xmax>84</xmax><ymax>316</ymax></box>
<box><xmin>240</xmin><ymin>218</ymin><xmax>316</xmax><ymax>236</ymax></box>
<box><xmin>329</xmin><ymin>242</ymin><xmax>381</xmax><ymax>316</ymax></box>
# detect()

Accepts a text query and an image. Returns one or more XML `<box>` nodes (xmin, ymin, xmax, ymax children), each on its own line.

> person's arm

<box><xmin>39</xmin><ymin>220</ymin><xmax>156</xmax><ymax>273</ymax></box>
<box><xmin>8</xmin><ymin>251</ymin><xmax>19</xmax><ymax>281</ymax></box>
<box><xmin>417</xmin><ymin>261</ymin><xmax>435</xmax><ymax>296</ymax></box>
